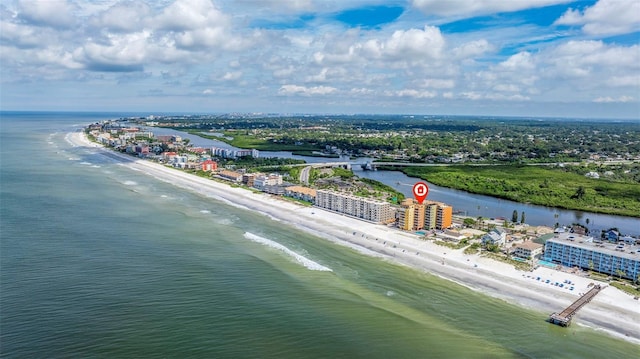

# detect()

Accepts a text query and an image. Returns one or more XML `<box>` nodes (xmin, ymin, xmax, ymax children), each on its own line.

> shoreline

<box><xmin>70</xmin><ymin>131</ymin><xmax>640</xmax><ymax>345</ymax></box>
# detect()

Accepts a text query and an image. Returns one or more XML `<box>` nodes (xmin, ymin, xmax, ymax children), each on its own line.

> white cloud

<box><xmin>0</xmin><ymin>0</ymin><xmax>638</xmax><ymax>117</ymax></box>
<box><xmin>608</xmin><ymin>75</ymin><xmax>640</xmax><ymax>87</ymax></box>
<box><xmin>305</xmin><ymin>67</ymin><xmax>347</xmax><ymax>83</ymax></box>
<box><xmin>593</xmin><ymin>95</ymin><xmax>634</xmax><ymax>103</ymax></box>
<box><xmin>387</xmin><ymin>89</ymin><xmax>437</xmax><ymax>99</ymax></box>
<box><xmin>544</xmin><ymin>41</ymin><xmax>640</xmax><ymax>80</ymax></box>
<box><xmin>452</xmin><ymin>39</ymin><xmax>493</xmax><ymax>59</ymax></box>
<box><xmin>412</xmin><ymin>0</ymin><xmax>572</xmax><ymax>18</ymax></box>
<box><xmin>305</xmin><ymin>68</ymin><xmax>329</xmax><ymax>82</ymax></box>
<box><xmin>350</xmin><ymin>87</ymin><xmax>374</xmax><ymax>95</ymax></box>
<box><xmin>221</xmin><ymin>71</ymin><xmax>242</xmax><ymax>81</ymax></box>
<box><xmin>155</xmin><ymin>0</ymin><xmax>226</xmax><ymax>31</ymax></box>
<box><xmin>151</xmin><ymin>0</ymin><xmax>251</xmax><ymax>52</ymax></box>
<box><xmin>461</xmin><ymin>91</ymin><xmax>530</xmax><ymax>101</ymax></box>
<box><xmin>460</xmin><ymin>39</ymin><xmax>639</xmax><ymax>105</ymax></box>
<box><xmin>498</xmin><ymin>52</ymin><xmax>535</xmax><ymax>71</ymax></box>
<box><xmin>272</xmin><ymin>65</ymin><xmax>297</xmax><ymax>78</ymax></box>
<box><xmin>313</xmin><ymin>26</ymin><xmax>445</xmax><ymax>67</ymax></box>
<box><xmin>493</xmin><ymin>84</ymin><xmax>520</xmax><ymax>92</ymax></box>
<box><xmin>279</xmin><ymin>84</ymin><xmax>337</xmax><ymax>96</ymax></box>
<box><xmin>0</xmin><ymin>21</ymin><xmax>45</xmax><ymax>48</ymax></box>
<box><xmin>92</xmin><ymin>1</ymin><xmax>151</xmax><ymax>32</ymax></box>
<box><xmin>174</xmin><ymin>27</ymin><xmax>226</xmax><ymax>49</ymax></box>
<box><xmin>460</xmin><ymin>91</ymin><xmax>483</xmax><ymax>100</ymax></box>
<box><xmin>385</xmin><ymin>26</ymin><xmax>445</xmax><ymax>60</ymax></box>
<box><xmin>555</xmin><ymin>0</ymin><xmax>640</xmax><ymax>35</ymax></box>
<box><xmin>17</xmin><ymin>0</ymin><xmax>77</xmax><ymax>28</ymax></box>
<box><xmin>75</xmin><ymin>31</ymin><xmax>151</xmax><ymax>71</ymax></box>
<box><xmin>421</xmin><ymin>79</ymin><xmax>455</xmax><ymax>89</ymax></box>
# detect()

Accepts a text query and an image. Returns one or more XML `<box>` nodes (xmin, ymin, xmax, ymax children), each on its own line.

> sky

<box><xmin>1</xmin><ymin>0</ymin><xmax>639</xmax><ymax>119</ymax></box>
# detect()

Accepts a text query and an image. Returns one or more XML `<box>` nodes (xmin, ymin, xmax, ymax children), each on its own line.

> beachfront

<box><xmin>70</xmin><ymin>131</ymin><xmax>640</xmax><ymax>344</ymax></box>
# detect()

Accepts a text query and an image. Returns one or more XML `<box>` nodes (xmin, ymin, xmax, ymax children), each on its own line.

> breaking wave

<box><xmin>243</xmin><ymin>232</ymin><xmax>332</xmax><ymax>272</ymax></box>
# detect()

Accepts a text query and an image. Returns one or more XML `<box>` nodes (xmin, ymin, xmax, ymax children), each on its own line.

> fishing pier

<box><xmin>548</xmin><ymin>284</ymin><xmax>603</xmax><ymax>327</ymax></box>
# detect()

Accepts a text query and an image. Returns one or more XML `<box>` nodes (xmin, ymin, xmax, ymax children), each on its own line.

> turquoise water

<box><xmin>1</xmin><ymin>112</ymin><xmax>638</xmax><ymax>358</ymax></box>
<box><xmin>539</xmin><ymin>260</ymin><xmax>559</xmax><ymax>268</ymax></box>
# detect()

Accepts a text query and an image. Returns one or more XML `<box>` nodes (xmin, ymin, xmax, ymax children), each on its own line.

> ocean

<box><xmin>1</xmin><ymin>112</ymin><xmax>638</xmax><ymax>358</ymax></box>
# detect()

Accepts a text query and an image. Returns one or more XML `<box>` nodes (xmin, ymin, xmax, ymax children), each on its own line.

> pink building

<box><xmin>162</xmin><ymin>152</ymin><xmax>178</xmax><ymax>161</ymax></box>
<box><xmin>202</xmin><ymin>160</ymin><xmax>218</xmax><ymax>172</ymax></box>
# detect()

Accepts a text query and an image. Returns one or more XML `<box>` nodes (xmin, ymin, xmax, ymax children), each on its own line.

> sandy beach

<box><xmin>70</xmin><ymin>131</ymin><xmax>640</xmax><ymax>344</ymax></box>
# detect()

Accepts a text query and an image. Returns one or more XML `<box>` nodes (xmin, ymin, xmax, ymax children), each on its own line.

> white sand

<box><xmin>71</xmin><ymin>132</ymin><xmax>640</xmax><ymax>344</ymax></box>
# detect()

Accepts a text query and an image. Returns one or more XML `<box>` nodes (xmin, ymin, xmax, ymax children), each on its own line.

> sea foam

<box><xmin>244</xmin><ymin>232</ymin><xmax>332</xmax><ymax>272</ymax></box>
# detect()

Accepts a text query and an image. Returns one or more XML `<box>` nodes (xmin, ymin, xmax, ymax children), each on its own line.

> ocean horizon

<box><xmin>1</xmin><ymin>112</ymin><xmax>638</xmax><ymax>358</ymax></box>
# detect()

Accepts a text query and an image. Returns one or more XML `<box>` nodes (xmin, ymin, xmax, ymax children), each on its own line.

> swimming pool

<box><xmin>538</xmin><ymin>259</ymin><xmax>558</xmax><ymax>268</ymax></box>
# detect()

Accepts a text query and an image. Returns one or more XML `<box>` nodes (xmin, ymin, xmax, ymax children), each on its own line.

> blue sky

<box><xmin>1</xmin><ymin>0</ymin><xmax>639</xmax><ymax>119</ymax></box>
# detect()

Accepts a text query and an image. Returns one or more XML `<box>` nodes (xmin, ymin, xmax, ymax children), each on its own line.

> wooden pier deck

<box><xmin>549</xmin><ymin>284</ymin><xmax>603</xmax><ymax>327</ymax></box>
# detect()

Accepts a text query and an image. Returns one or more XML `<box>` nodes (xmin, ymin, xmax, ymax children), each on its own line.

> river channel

<box><xmin>149</xmin><ymin>127</ymin><xmax>639</xmax><ymax>236</ymax></box>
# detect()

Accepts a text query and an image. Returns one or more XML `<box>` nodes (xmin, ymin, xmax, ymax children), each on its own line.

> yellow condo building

<box><xmin>398</xmin><ymin>199</ymin><xmax>452</xmax><ymax>230</ymax></box>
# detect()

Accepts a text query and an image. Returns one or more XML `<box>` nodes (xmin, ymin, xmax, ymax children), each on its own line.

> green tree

<box><xmin>571</xmin><ymin>186</ymin><xmax>586</xmax><ymax>199</ymax></box>
<box><xmin>512</xmin><ymin>210</ymin><xmax>518</xmax><ymax>223</ymax></box>
<box><xmin>463</xmin><ymin>218</ymin><xmax>476</xmax><ymax>227</ymax></box>
<box><xmin>520</xmin><ymin>211</ymin><xmax>526</xmax><ymax>224</ymax></box>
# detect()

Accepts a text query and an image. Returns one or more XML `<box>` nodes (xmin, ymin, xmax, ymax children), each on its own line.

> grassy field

<box><xmin>398</xmin><ymin>165</ymin><xmax>640</xmax><ymax>217</ymax></box>
<box><xmin>186</xmin><ymin>129</ymin><xmax>323</xmax><ymax>152</ymax></box>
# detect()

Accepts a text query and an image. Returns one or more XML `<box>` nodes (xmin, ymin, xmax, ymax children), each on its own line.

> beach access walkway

<box><xmin>548</xmin><ymin>284</ymin><xmax>603</xmax><ymax>327</ymax></box>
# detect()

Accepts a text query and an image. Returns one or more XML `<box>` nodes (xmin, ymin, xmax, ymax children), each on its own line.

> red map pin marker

<box><xmin>412</xmin><ymin>182</ymin><xmax>429</xmax><ymax>204</ymax></box>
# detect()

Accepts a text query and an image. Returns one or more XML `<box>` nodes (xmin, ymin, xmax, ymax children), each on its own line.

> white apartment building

<box><xmin>315</xmin><ymin>190</ymin><xmax>394</xmax><ymax>224</ymax></box>
<box><xmin>543</xmin><ymin>233</ymin><xmax>640</xmax><ymax>281</ymax></box>
<box><xmin>254</xmin><ymin>174</ymin><xmax>283</xmax><ymax>189</ymax></box>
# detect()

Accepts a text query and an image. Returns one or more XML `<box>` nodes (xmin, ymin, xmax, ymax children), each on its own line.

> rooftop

<box><xmin>285</xmin><ymin>186</ymin><xmax>317</xmax><ymax>197</ymax></box>
<box><xmin>516</xmin><ymin>241</ymin><xmax>543</xmax><ymax>251</ymax></box>
<box><xmin>316</xmin><ymin>189</ymin><xmax>390</xmax><ymax>206</ymax></box>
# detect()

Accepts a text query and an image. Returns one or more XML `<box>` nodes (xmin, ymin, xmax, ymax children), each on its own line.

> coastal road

<box><xmin>300</xmin><ymin>166</ymin><xmax>311</xmax><ymax>185</ymax></box>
